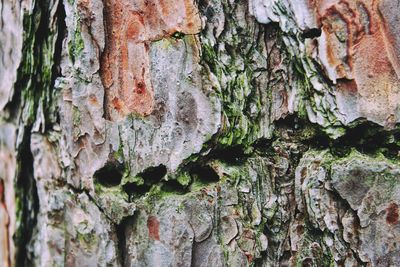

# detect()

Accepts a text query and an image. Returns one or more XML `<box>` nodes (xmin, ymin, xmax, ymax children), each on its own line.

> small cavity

<box><xmin>138</xmin><ymin>164</ymin><xmax>167</xmax><ymax>184</ymax></box>
<box><xmin>161</xmin><ymin>179</ymin><xmax>187</xmax><ymax>194</ymax></box>
<box><xmin>189</xmin><ymin>165</ymin><xmax>219</xmax><ymax>183</ymax></box>
<box><xmin>210</xmin><ymin>145</ymin><xmax>246</xmax><ymax>164</ymax></box>
<box><xmin>94</xmin><ymin>163</ymin><xmax>123</xmax><ymax>187</ymax></box>
<box><xmin>122</xmin><ymin>183</ymin><xmax>151</xmax><ymax>200</ymax></box>
<box><xmin>301</xmin><ymin>28</ymin><xmax>322</xmax><ymax>39</ymax></box>
<box><xmin>122</xmin><ymin>164</ymin><xmax>167</xmax><ymax>199</ymax></box>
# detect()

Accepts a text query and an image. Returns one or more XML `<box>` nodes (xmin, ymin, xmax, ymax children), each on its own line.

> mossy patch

<box><xmin>68</xmin><ymin>21</ymin><xmax>84</xmax><ymax>63</ymax></box>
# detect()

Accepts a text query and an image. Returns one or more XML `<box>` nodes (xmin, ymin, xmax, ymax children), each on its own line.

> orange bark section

<box><xmin>315</xmin><ymin>0</ymin><xmax>400</xmax><ymax>88</ymax></box>
<box><xmin>311</xmin><ymin>0</ymin><xmax>400</xmax><ymax>125</ymax></box>
<box><xmin>101</xmin><ymin>0</ymin><xmax>201</xmax><ymax>120</ymax></box>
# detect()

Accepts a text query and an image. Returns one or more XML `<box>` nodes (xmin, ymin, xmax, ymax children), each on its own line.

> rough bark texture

<box><xmin>1</xmin><ymin>0</ymin><xmax>400</xmax><ymax>266</ymax></box>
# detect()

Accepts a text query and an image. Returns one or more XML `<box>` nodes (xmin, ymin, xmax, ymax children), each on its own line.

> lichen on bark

<box><xmin>2</xmin><ymin>0</ymin><xmax>400</xmax><ymax>266</ymax></box>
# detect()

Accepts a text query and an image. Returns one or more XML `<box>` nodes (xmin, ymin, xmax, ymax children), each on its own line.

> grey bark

<box><xmin>1</xmin><ymin>0</ymin><xmax>400</xmax><ymax>266</ymax></box>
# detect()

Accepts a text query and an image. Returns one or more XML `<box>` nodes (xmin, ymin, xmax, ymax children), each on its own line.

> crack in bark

<box><xmin>116</xmin><ymin>214</ymin><xmax>136</xmax><ymax>266</ymax></box>
<box><xmin>14</xmin><ymin>130</ymin><xmax>39</xmax><ymax>266</ymax></box>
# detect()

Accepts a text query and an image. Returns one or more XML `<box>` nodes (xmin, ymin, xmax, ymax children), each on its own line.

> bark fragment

<box><xmin>2</xmin><ymin>0</ymin><xmax>400</xmax><ymax>266</ymax></box>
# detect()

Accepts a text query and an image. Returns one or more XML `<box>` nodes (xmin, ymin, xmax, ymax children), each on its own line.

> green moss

<box><xmin>76</xmin><ymin>231</ymin><xmax>98</xmax><ymax>251</ymax></box>
<box><xmin>72</xmin><ymin>106</ymin><xmax>81</xmax><ymax>126</ymax></box>
<box><xmin>69</xmin><ymin>21</ymin><xmax>85</xmax><ymax>63</ymax></box>
<box><xmin>114</xmin><ymin>142</ymin><xmax>125</xmax><ymax>162</ymax></box>
<box><xmin>144</xmin><ymin>184</ymin><xmax>182</xmax><ymax>204</ymax></box>
<box><xmin>177</xmin><ymin>172</ymin><xmax>191</xmax><ymax>186</ymax></box>
<box><xmin>122</xmin><ymin>174</ymin><xmax>144</xmax><ymax>186</ymax></box>
<box><xmin>200</xmin><ymin>13</ymin><xmax>265</xmax><ymax>151</ymax></box>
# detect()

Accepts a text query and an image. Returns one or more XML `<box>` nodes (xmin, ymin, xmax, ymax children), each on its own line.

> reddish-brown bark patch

<box><xmin>315</xmin><ymin>0</ymin><xmax>398</xmax><ymax>82</ymax></box>
<box><xmin>311</xmin><ymin>0</ymin><xmax>400</xmax><ymax>124</ymax></box>
<box><xmin>245</xmin><ymin>253</ymin><xmax>253</xmax><ymax>263</ymax></box>
<box><xmin>336</xmin><ymin>79</ymin><xmax>358</xmax><ymax>93</ymax></box>
<box><xmin>111</xmin><ymin>97</ymin><xmax>124</xmax><ymax>112</ymax></box>
<box><xmin>147</xmin><ymin>215</ymin><xmax>160</xmax><ymax>240</ymax></box>
<box><xmin>100</xmin><ymin>0</ymin><xmax>201</xmax><ymax>121</ymax></box>
<box><xmin>386</xmin><ymin>202</ymin><xmax>399</xmax><ymax>225</ymax></box>
<box><xmin>0</xmin><ymin>180</ymin><xmax>4</xmax><ymax>202</ymax></box>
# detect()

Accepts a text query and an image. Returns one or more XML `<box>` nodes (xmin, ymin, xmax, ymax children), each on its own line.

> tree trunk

<box><xmin>1</xmin><ymin>0</ymin><xmax>400</xmax><ymax>266</ymax></box>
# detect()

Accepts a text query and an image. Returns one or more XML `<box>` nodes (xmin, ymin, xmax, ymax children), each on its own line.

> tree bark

<box><xmin>1</xmin><ymin>0</ymin><xmax>400</xmax><ymax>266</ymax></box>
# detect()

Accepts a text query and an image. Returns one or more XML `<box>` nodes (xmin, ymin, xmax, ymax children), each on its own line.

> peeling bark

<box><xmin>2</xmin><ymin>0</ymin><xmax>400</xmax><ymax>266</ymax></box>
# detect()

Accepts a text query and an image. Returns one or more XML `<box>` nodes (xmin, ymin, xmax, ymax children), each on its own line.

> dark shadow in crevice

<box><xmin>116</xmin><ymin>214</ymin><xmax>136</xmax><ymax>266</ymax></box>
<box><xmin>94</xmin><ymin>162</ymin><xmax>123</xmax><ymax>187</ymax></box>
<box><xmin>253</xmin><ymin>138</ymin><xmax>273</xmax><ymax>153</ymax></box>
<box><xmin>161</xmin><ymin>179</ymin><xmax>188</xmax><ymax>194</ymax></box>
<box><xmin>208</xmin><ymin>145</ymin><xmax>247</xmax><ymax>164</ymax></box>
<box><xmin>122</xmin><ymin>183</ymin><xmax>151</xmax><ymax>200</ymax></box>
<box><xmin>272</xmin><ymin>115</ymin><xmax>400</xmax><ymax>163</ymax></box>
<box><xmin>301</xmin><ymin>28</ymin><xmax>322</xmax><ymax>39</ymax></box>
<box><xmin>331</xmin><ymin>120</ymin><xmax>400</xmax><ymax>160</ymax></box>
<box><xmin>189</xmin><ymin>164</ymin><xmax>219</xmax><ymax>183</ymax></box>
<box><xmin>137</xmin><ymin>164</ymin><xmax>167</xmax><ymax>185</ymax></box>
<box><xmin>14</xmin><ymin>130</ymin><xmax>39</xmax><ymax>267</ymax></box>
<box><xmin>335</xmin><ymin>121</ymin><xmax>388</xmax><ymax>149</ymax></box>
<box><xmin>274</xmin><ymin>115</ymin><xmax>331</xmax><ymax>149</ymax></box>
<box><xmin>122</xmin><ymin>164</ymin><xmax>167</xmax><ymax>200</ymax></box>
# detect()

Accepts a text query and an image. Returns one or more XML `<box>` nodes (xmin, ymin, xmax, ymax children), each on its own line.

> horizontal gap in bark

<box><xmin>94</xmin><ymin>163</ymin><xmax>123</xmax><ymax>187</ymax></box>
<box><xmin>137</xmin><ymin>164</ymin><xmax>167</xmax><ymax>184</ymax></box>
<box><xmin>161</xmin><ymin>179</ymin><xmax>188</xmax><ymax>194</ymax></box>
<box><xmin>208</xmin><ymin>145</ymin><xmax>247</xmax><ymax>164</ymax></box>
<box><xmin>189</xmin><ymin>165</ymin><xmax>219</xmax><ymax>183</ymax></box>
<box><xmin>122</xmin><ymin>165</ymin><xmax>167</xmax><ymax>200</ymax></box>
<box><xmin>301</xmin><ymin>28</ymin><xmax>322</xmax><ymax>39</ymax></box>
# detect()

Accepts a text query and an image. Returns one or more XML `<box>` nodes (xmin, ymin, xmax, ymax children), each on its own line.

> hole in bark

<box><xmin>301</xmin><ymin>28</ymin><xmax>322</xmax><ymax>39</ymax></box>
<box><xmin>122</xmin><ymin>183</ymin><xmax>151</xmax><ymax>200</ymax></box>
<box><xmin>138</xmin><ymin>164</ymin><xmax>167</xmax><ymax>184</ymax></box>
<box><xmin>116</xmin><ymin>214</ymin><xmax>135</xmax><ymax>266</ymax></box>
<box><xmin>161</xmin><ymin>179</ymin><xmax>187</xmax><ymax>194</ymax></box>
<box><xmin>94</xmin><ymin>163</ymin><xmax>123</xmax><ymax>187</ymax></box>
<box><xmin>210</xmin><ymin>145</ymin><xmax>246</xmax><ymax>164</ymax></box>
<box><xmin>253</xmin><ymin>138</ymin><xmax>273</xmax><ymax>152</ymax></box>
<box><xmin>122</xmin><ymin>165</ymin><xmax>167</xmax><ymax>200</ymax></box>
<box><xmin>275</xmin><ymin>115</ymin><xmax>330</xmax><ymax>148</ymax></box>
<box><xmin>336</xmin><ymin>121</ymin><xmax>386</xmax><ymax>150</ymax></box>
<box><xmin>189</xmin><ymin>165</ymin><xmax>219</xmax><ymax>183</ymax></box>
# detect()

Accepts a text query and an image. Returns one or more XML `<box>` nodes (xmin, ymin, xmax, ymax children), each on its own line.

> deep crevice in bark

<box><xmin>116</xmin><ymin>214</ymin><xmax>136</xmax><ymax>266</ymax></box>
<box><xmin>94</xmin><ymin>162</ymin><xmax>123</xmax><ymax>187</ymax></box>
<box><xmin>189</xmin><ymin>165</ymin><xmax>220</xmax><ymax>183</ymax></box>
<box><xmin>207</xmin><ymin>145</ymin><xmax>247</xmax><ymax>164</ymax></box>
<box><xmin>12</xmin><ymin>0</ymin><xmax>65</xmax><ymax>264</ymax></box>
<box><xmin>48</xmin><ymin>0</ymin><xmax>66</xmax><ymax>127</ymax></box>
<box><xmin>137</xmin><ymin>165</ymin><xmax>167</xmax><ymax>183</ymax></box>
<box><xmin>301</xmin><ymin>28</ymin><xmax>322</xmax><ymax>39</ymax></box>
<box><xmin>122</xmin><ymin>164</ymin><xmax>167</xmax><ymax>200</ymax></box>
<box><xmin>14</xmin><ymin>131</ymin><xmax>39</xmax><ymax>267</ymax></box>
<box><xmin>161</xmin><ymin>179</ymin><xmax>188</xmax><ymax>194</ymax></box>
<box><xmin>274</xmin><ymin>115</ymin><xmax>400</xmax><ymax>157</ymax></box>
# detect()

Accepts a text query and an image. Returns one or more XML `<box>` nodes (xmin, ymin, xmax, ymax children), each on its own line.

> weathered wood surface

<box><xmin>1</xmin><ymin>0</ymin><xmax>400</xmax><ymax>266</ymax></box>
